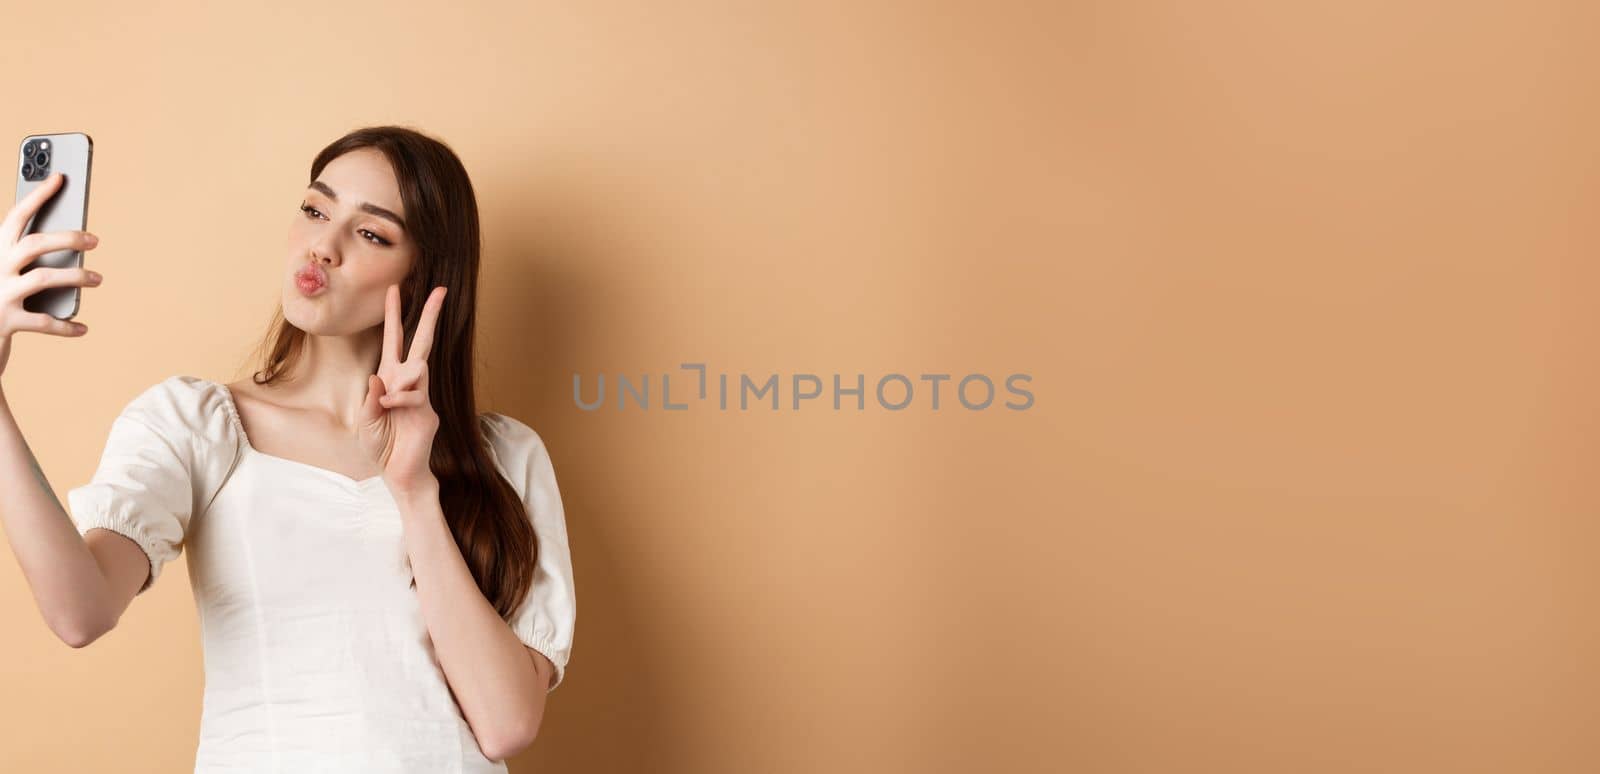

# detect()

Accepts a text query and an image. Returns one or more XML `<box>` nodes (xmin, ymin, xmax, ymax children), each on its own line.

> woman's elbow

<box><xmin>50</xmin><ymin>611</ymin><xmax>111</xmax><ymax>648</ymax></box>
<box><xmin>482</xmin><ymin>714</ymin><xmax>541</xmax><ymax>762</ymax></box>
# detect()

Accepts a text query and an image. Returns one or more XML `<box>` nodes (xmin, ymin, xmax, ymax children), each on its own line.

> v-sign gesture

<box><xmin>360</xmin><ymin>283</ymin><xmax>447</xmax><ymax>496</ymax></box>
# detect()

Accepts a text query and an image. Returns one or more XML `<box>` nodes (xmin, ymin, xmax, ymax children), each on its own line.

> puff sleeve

<box><xmin>66</xmin><ymin>375</ymin><xmax>241</xmax><ymax>596</ymax></box>
<box><xmin>481</xmin><ymin>412</ymin><xmax>576</xmax><ymax>694</ymax></box>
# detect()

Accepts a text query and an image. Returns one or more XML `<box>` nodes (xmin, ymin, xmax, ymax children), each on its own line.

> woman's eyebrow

<box><xmin>307</xmin><ymin>180</ymin><xmax>407</xmax><ymax>233</ymax></box>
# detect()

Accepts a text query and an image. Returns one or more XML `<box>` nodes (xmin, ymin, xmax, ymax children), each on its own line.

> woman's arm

<box><xmin>0</xmin><ymin>390</ymin><xmax>144</xmax><ymax>646</ymax></box>
<box><xmin>0</xmin><ymin>171</ymin><xmax>137</xmax><ymax>645</ymax></box>
<box><xmin>392</xmin><ymin>478</ymin><xmax>551</xmax><ymax>763</ymax></box>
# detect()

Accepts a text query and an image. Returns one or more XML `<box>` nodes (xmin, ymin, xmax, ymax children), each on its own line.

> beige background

<box><xmin>1</xmin><ymin>1</ymin><xmax>1595</xmax><ymax>772</ymax></box>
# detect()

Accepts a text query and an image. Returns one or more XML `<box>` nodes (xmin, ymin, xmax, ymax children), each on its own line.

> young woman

<box><xmin>0</xmin><ymin>125</ymin><xmax>575</xmax><ymax>772</ymax></box>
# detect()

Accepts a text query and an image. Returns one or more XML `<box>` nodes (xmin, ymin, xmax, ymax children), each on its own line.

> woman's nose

<box><xmin>312</xmin><ymin>243</ymin><xmax>340</xmax><ymax>266</ymax></box>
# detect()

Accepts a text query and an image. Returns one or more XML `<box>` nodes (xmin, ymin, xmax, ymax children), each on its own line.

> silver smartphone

<box><xmin>14</xmin><ymin>132</ymin><xmax>94</xmax><ymax>320</ymax></box>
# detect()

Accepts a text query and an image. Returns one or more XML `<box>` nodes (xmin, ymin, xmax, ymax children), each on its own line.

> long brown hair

<box><xmin>245</xmin><ymin>125</ymin><xmax>535</xmax><ymax>621</ymax></box>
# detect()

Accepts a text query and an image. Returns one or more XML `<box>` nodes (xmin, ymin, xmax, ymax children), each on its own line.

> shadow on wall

<box><xmin>480</xmin><ymin>151</ymin><xmax>686</xmax><ymax>773</ymax></box>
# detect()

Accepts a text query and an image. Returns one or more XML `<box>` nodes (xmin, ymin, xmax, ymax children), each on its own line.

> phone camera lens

<box><xmin>20</xmin><ymin>162</ymin><xmax>34</xmax><ymax>178</ymax></box>
<box><xmin>22</xmin><ymin>141</ymin><xmax>36</xmax><ymax>156</ymax></box>
<box><xmin>34</xmin><ymin>152</ymin><xmax>49</xmax><ymax>167</ymax></box>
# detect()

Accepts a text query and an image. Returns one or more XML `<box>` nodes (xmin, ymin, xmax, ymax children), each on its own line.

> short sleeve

<box><xmin>66</xmin><ymin>376</ymin><xmax>241</xmax><ymax>596</ymax></box>
<box><xmin>481</xmin><ymin>412</ymin><xmax>576</xmax><ymax>694</ymax></box>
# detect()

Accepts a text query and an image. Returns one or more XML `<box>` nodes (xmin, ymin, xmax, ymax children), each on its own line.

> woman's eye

<box><xmin>301</xmin><ymin>203</ymin><xmax>391</xmax><ymax>247</ymax></box>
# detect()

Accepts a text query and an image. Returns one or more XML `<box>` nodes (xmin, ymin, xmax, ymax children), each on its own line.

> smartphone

<box><xmin>14</xmin><ymin>132</ymin><xmax>93</xmax><ymax>320</ymax></box>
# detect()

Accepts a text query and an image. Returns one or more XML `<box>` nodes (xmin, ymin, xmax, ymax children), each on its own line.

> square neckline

<box><xmin>204</xmin><ymin>378</ymin><xmax>386</xmax><ymax>489</ymax></box>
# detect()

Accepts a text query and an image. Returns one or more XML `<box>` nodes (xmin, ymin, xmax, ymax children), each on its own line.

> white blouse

<box><xmin>64</xmin><ymin>375</ymin><xmax>576</xmax><ymax>773</ymax></box>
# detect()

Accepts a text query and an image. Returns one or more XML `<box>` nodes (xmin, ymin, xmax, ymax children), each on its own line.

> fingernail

<box><xmin>88</xmin><ymin>271</ymin><xmax>102</xmax><ymax>283</ymax></box>
<box><xmin>85</xmin><ymin>234</ymin><xmax>98</xmax><ymax>245</ymax></box>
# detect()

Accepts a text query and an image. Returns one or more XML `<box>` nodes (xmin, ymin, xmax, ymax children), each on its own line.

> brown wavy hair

<box><xmin>243</xmin><ymin>125</ymin><xmax>536</xmax><ymax>620</ymax></box>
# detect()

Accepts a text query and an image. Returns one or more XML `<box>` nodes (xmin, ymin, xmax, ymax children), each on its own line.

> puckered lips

<box><xmin>295</xmin><ymin>263</ymin><xmax>327</xmax><ymax>296</ymax></box>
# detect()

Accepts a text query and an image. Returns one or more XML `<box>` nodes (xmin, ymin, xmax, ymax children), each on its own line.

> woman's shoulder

<box><xmin>476</xmin><ymin>410</ymin><xmax>543</xmax><ymax>443</ymax></box>
<box><xmin>476</xmin><ymin>412</ymin><xmax>564</xmax><ymax>528</ymax></box>
<box><xmin>476</xmin><ymin>411</ymin><xmax>553</xmax><ymax>478</ymax></box>
<box><xmin>116</xmin><ymin>374</ymin><xmax>243</xmax><ymax>445</ymax></box>
<box><xmin>123</xmin><ymin>374</ymin><xmax>231</xmax><ymax>413</ymax></box>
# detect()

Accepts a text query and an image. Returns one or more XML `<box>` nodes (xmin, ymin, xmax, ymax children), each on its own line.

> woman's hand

<box><xmin>359</xmin><ymin>283</ymin><xmax>448</xmax><ymax>497</ymax></box>
<box><xmin>0</xmin><ymin>172</ymin><xmax>101</xmax><ymax>381</ymax></box>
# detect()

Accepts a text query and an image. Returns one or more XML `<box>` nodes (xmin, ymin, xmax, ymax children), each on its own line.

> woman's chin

<box><xmin>282</xmin><ymin>297</ymin><xmax>341</xmax><ymax>334</ymax></box>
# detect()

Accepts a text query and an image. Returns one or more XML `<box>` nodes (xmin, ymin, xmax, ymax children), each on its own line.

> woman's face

<box><xmin>282</xmin><ymin>147</ymin><xmax>418</xmax><ymax>336</ymax></box>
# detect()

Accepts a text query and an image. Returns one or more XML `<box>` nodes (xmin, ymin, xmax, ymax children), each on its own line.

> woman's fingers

<box><xmin>379</xmin><ymin>364</ymin><xmax>429</xmax><ymax>408</ymax></box>
<box><xmin>378</xmin><ymin>361</ymin><xmax>428</xmax><ymax>396</ymax></box>
<box><xmin>378</xmin><ymin>389</ymin><xmax>427</xmax><ymax>408</ymax></box>
<box><xmin>6</xmin><ymin>230</ymin><xmax>98</xmax><ymax>276</ymax></box>
<box><xmin>7</xmin><ymin>310</ymin><xmax>86</xmax><ymax>337</ymax></box>
<box><xmin>405</xmin><ymin>286</ymin><xmax>446</xmax><ymax>363</ymax></box>
<box><xmin>17</xmin><ymin>266</ymin><xmax>102</xmax><ymax>294</ymax></box>
<box><xmin>382</xmin><ymin>283</ymin><xmax>403</xmax><ymax>366</ymax></box>
<box><xmin>0</xmin><ymin>172</ymin><xmax>65</xmax><ymax>246</ymax></box>
<box><xmin>358</xmin><ymin>374</ymin><xmax>389</xmax><ymax>423</ymax></box>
